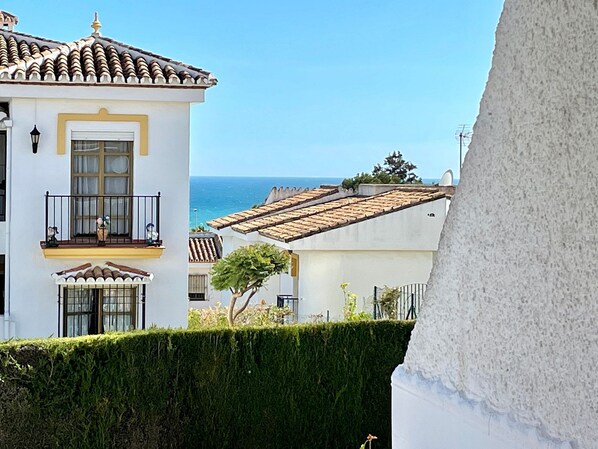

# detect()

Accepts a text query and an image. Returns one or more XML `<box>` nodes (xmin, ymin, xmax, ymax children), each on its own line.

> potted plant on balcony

<box><xmin>96</xmin><ymin>215</ymin><xmax>110</xmax><ymax>246</ymax></box>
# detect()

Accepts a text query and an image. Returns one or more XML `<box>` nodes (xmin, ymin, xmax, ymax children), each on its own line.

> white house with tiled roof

<box><xmin>0</xmin><ymin>11</ymin><xmax>215</xmax><ymax>338</ymax></box>
<box><xmin>188</xmin><ymin>232</ymin><xmax>221</xmax><ymax>306</ymax></box>
<box><xmin>209</xmin><ymin>182</ymin><xmax>455</xmax><ymax>322</ymax></box>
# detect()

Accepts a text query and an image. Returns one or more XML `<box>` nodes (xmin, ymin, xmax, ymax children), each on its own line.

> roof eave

<box><xmin>258</xmin><ymin>194</ymin><xmax>448</xmax><ymax>243</ymax></box>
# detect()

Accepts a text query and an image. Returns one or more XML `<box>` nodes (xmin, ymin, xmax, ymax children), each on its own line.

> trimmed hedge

<box><xmin>0</xmin><ymin>321</ymin><xmax>413</xmax><ymax>449</ymax></box>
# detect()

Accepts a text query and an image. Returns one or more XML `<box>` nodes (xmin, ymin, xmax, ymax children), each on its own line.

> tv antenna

<box><xmin>455</xmin><ymin>124</ymin><xmax>472</xmax><ymax>169</ymax></box>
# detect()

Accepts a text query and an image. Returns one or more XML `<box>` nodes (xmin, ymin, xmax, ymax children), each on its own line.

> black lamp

<box><xmin>30</xmin><ymin>125</ymin><xmax>40</xmax><ymax>153</ymax></box>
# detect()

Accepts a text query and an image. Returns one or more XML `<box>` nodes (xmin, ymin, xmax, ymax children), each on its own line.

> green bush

<box><xmin>0</xmin><ymin>321</ymin><xmax>414</xmax><ymax>449</ymax></box>
<box><xmin>188</xmin><ymin>302</ymin><xmax>292</xmax><ymax>329</ymax></box>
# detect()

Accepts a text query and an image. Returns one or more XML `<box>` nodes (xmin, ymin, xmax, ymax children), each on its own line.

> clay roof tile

<box><xmin>0</xmin><ymin>29</ymin><xmax>216</xmax><ymax>87</ymax></box>
<box><xmin>189</xmin><ymin>234</ymin><xmax>222</xmax><ymax>263</ymax></box>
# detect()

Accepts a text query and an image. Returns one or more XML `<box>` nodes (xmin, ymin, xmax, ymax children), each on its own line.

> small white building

<box><xmin>188</xmin><ymin>232</ymin><xmax>221</xmax><ymax>306</ymax></box>
<box><xmin>209</xmin><ymin>182</ymin><xmax>454</xmax><ymax>321</ymax></box>
<box><xmin>0</xmin><ymin>11</ymin><xmax>216</xmax><ymax>338</ymax></box>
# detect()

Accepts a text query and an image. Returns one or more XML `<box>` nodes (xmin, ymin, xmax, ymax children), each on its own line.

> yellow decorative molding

<box><xmin>290</xmin><ymin>253</ymin><xmax>299</xmax><ymax>277</ymax></box>
<box><xmin>56</xmin><ymin>108</ymin><xmax>148</xmax><ymax>155</ymax></box>
<box><xmin>41</xmin><ymin>244</ymin><xmax>164</xmax><ymax>259</ymax></box>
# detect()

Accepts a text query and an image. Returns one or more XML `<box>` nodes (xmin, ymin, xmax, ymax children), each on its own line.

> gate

<box><xmin>373</xmin><ymin>283</ymin><xmax>426</xmax><ymax>320</ymax></box>
<box><xmin>276</xmin><ymin>295</ymin><xmax>299</xmax><ymax>324</ymax></box>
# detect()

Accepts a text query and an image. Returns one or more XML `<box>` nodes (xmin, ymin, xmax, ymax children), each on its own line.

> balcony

<box><xmin>41</xmin><ymin>192</ymin><xmax>164</xmax><ymax>259</ymax></box>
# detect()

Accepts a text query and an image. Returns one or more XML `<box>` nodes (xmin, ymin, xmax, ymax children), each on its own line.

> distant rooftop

<box><xmin>210</xmin><ymin>184</ymin><xmax>455</xmax><ymax>243</ymax></box>
<box><xmin>189</xmin><ymin>233</ymin><xmax>222</xmax><ymax>263</ymax></box>
<box><xmin>207</xmin><ymin>186</ymin><xmax>342</xmax><ymax>230</ymax></box>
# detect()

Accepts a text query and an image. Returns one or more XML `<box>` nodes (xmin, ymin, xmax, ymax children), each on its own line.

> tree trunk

<box><xmin>228</xmin><ymin>289</ymin><xmax>258</xmax><ymax>327</ymax></box>
<box><xmin>228</xmin><ymin>294</ymin><xmax>239</xmax><ymax>327</ymax></box>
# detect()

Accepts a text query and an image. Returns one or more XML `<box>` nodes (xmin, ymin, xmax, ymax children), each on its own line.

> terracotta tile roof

<box><xmin>53</xmin><ymin>262</ymin><xmax>153</xmax><ymax>285</ymax></box>
<box><xmin>256</xmin><ymin>188</ymin><xmax>447</xmax><ymax>243</ymax></box>
<box><xmin>0</xmin><ymin>30</ymin><xmax>216</xmax><ymax>87</ymax></box>
<box><xmin>231</xmin><ymin>197</ymin><xmax>362</xmax><ymax>234</ymax></box>
<box><xmin>207</xmin><ymin>186</ymin><xmax>341</xmax><ymax>230</ymax></box>
<box><xmin>189</xmin><ymin>234</ymin><xmax>222</xmax><ymax>263</ymax></box>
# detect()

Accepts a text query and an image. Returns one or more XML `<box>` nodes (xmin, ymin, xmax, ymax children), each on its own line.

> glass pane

<box><xmin>103</xmin><ymin>314</ymin><xmax>133</xmax><ymax>332</ymax></box>
<box><xmin>108</xmin><ymin>218</ymin><xmax>129</xmax><ymax>235</ymax></box>
<box><xmin>103</xmin><ymin>197</ymin><xmax>130</xmax><ymax>216</ymax></box>
<box><xmin>73</xmin><ymin>177</ymin><xmax>99</xmax><ymax>195</ymax></box>
<box><xmin>102</xmin><ymin>287</ymin><xmax>135</xmax><ymax>332</ymax></box>
<box><xmin>74</xmin><ymin>197</ymin><xmax>99</xmax><ymax>216</ymax></box>
<box><xmin>104</xmin><ymin>141</ymin><xmax>130</xmax><ymax>153</ymax></box>
<box><xmin>104</xmin><ymin>177</ymin><xmax>129</xmax><ymax>195</ymax></box>
<box><xmin>73</xmin><ymin>141</ymin><xmax>100</xmax><ymax>152</ymax></box>
<box><xmin>65</xmin><ymin>288</ymin><xmax>96</xmax><ymax>337</ymax></box>
<box><xmin>74</xmin><ymin>156</ymin><xmax>99</xmax><ymax>174</ymax></box>
<box><xmin>104</xmin><ymin>288</ymin><xmax>133</xmax><ymax>311</ymax></box>
<box><xmin>67</xmin><ymin>315</ymin><xmax>91</xmax><ymax>337</ymax></box>
<box><xmin>104</xmin><ymin>156</ymin><xmax>129</xmax><ymax>174</ymax></box>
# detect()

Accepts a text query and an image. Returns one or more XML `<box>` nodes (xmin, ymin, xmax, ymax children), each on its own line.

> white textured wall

<box><xmin>6</xmin><ymin>97</ymin><xmax>191</xmax><ymax>338</ymax></box>
<box><xmin>297</xmin><ymin>250</ymin><xmax>433</xmax><ymax>321</ymax></box>
<box><xmin>289</xmin><ymin>198</ymin><xmax>447</xmax><ymax>252</ymax></box>
<box><xmin>401</xmin><ymin>1</ymin><xmax>598</xmax><ymax>447</ymax></box>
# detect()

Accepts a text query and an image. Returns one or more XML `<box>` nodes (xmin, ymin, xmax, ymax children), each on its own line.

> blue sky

<box><xmin>3</xmin><ymin>1</ymin><xmax>504</xmax><ymax>179</ymax></box>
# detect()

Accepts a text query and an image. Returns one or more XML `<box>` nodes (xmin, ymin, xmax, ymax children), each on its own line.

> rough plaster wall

<box><xmin>404</xmin><ymin>0</ymin><xmax>598</xmax><ymax>447</ymax></box>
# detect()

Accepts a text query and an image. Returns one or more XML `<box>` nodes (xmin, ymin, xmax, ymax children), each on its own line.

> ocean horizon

<box><xmin>188</xmin><ymin>175</ymin><xmax>445</xmax><ymax>229</ymax></box>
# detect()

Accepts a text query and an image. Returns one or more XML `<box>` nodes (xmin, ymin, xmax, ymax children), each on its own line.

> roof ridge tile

<box><xmin>0</xmin><ymin>31</ymin><xmax>215</xmax><ymax>88</ymax></box>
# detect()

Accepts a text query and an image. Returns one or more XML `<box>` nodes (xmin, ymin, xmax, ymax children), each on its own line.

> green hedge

<box><xmin>0</xmin><ymin>321</ymin><xmax>413</xmax><ymax>449</ymax></box>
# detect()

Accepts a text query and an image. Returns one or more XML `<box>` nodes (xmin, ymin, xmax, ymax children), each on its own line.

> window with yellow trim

<box><xmin>71</xmin><ymin>140</ymin><xmax>133</xmax><ymax>237</ymax></box>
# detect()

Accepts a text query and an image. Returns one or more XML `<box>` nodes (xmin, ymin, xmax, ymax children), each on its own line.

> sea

<box><xmin>188</xmin><ymin>176</ymin><xmax>441</xmax><ymax>229</ymax></box>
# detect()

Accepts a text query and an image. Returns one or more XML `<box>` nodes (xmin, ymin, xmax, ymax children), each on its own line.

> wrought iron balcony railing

<box><xmin>44</xmin><ymin>192</ymin><xmax>161</xmax><ymax>247</ymax></box>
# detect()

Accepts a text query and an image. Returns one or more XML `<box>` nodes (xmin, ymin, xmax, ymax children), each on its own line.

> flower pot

<box><xmin>97</xmin><ymin>227</ymin><xmax>108</xmax><ymax>246</ymax></box>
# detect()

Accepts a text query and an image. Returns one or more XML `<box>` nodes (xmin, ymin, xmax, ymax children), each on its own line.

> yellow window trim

<box><xmin>290</xmin><ymin>253</ymin><xmax>299</xmax><ymax>277</ymax></box>
<box><xmin>57</xmin><ymin>108</ymin><xmax>149</xmax><ymax>156</ymax></box>
<box><xmin>41</xmin><ymin>245</ymin><xmax>165</xmax><ymax>259</ymax></box>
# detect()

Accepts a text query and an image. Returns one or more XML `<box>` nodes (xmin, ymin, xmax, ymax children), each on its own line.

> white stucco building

<box><xmin>209</xmin><ymin>182</ymin><xmax>454</xmax><ymax>321</ymax></box>
<box><xmin>188</xmin><ymin>232</ymin><xmax>221</xmax><ymax>306</ymax></box>
<box><xmin>393</xmin><ymin>1</ymin><xmax>598</xmax><ymax>448</ymax></box>
<box><xmin>0</xmin><ymin>12</ymin><xmax>216</xmax><ymax>338</ymax></box>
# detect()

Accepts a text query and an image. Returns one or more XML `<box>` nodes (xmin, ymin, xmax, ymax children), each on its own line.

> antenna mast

<box><xmin>455</xmin><ymin>124</ymin><xmax>472</xmax><ymax>171</ymax></box>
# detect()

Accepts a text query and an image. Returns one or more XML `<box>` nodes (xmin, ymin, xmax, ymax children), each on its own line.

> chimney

<box><xmin>0</xmin><ymin>11</ymin><xmax>18</xmax><ymax>31</ymax></box>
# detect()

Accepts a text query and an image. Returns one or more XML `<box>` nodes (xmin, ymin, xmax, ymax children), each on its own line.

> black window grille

<box><xmin>188</xmin><ymin>274</ymin><xmax>208</xmax><ymax>301</ymax></box>
<box><xmin>61</xmin><ymin>285</ymin><xmax>141</xmax><ymax>337</ymax></box>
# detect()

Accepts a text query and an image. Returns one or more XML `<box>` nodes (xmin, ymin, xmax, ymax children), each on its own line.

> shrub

<box><xmin>188</xmin><ymin>302</ymin><xmax>292</xmax><ymax>329</ymax></box>
<box><xmin>0</xmin><ymin>321</ymin><xmax>413</xmax><ymax>449</ymax></box>
<box><xmin>341</xmin><ymin>283</ymin><xmax>372</xmax><ymax>321</ymax></box>
<box><xmin>377</xmin><ymin>286</ymin><xmax>401</xmax><ymax>320</ymax></box>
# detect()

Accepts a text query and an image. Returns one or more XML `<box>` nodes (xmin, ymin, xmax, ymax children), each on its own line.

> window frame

<box><xmin>188</xmin><ymin>274</ymin><xmax>208</xmax><ymax>301</ymax></box>
<box><xmin>63</xmin><ymin>285</ymin><xmax>137</xmax><ymax>337</ymax></box>
<box><xmin>71</xmin><ymin>140</ymin><xmax>134</xmax><ymax>198</ymax></box>
<box><xmin>70</xmin><ymin>140</ymin><xmax>134</xmax><ymax>238</ymax></box>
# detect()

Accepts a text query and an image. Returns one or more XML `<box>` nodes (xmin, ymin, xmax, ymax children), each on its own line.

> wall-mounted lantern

<box><xmin>30</xmin><ymin>125</ymin><xmax>40</xmax><ymax>153</ymax></box>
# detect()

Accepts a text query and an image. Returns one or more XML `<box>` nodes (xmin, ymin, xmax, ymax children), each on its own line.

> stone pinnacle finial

<box><xmin>0</xmin><ymin>11</ymin><xmax>18</xmax><ymax>31</ymax></box>
<box><xmin>91</xmin><ymin>12</ymin><xmax>102</xmax><ymax>36</ymax></box>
